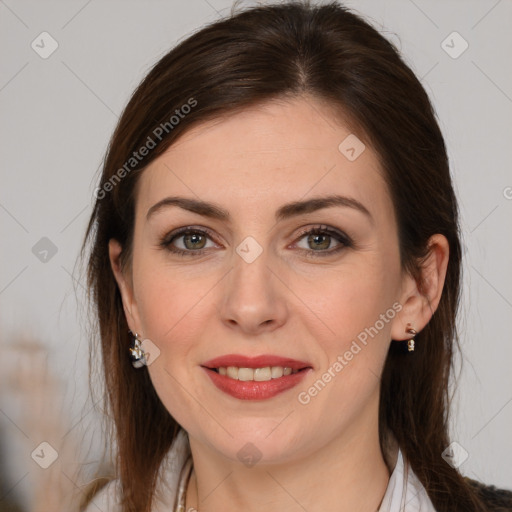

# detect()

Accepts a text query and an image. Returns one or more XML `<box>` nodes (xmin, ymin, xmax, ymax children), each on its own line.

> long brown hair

<box><xmin>81</xmin><ymin>1</ymin><xmax>487</xmax><ymax>510</ymax></box>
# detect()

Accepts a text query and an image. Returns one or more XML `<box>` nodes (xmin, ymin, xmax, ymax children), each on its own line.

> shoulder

<box><xmin>464</xmin><ymin>477</ymin><xmax>512</xmax><ymax>511</ymax></box>
<box><xmin>82</xmin><ymin>429</ymin><xmax>191</xmax><ymax>512</ymax></box>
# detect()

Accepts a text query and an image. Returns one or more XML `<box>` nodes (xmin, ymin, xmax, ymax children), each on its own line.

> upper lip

<box><xmin>202</xmin><ymin>354</ymin><xmax>312</xmax><ymax>371</ymax></box>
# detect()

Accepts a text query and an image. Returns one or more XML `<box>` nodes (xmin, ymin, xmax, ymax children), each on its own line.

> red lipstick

<box><xmin>201</xmin><ymin>354</ymin><xmax>312</xmax><ymax>400</ymax></box>
<box><xmin>202</xmin><ymin>354</ymin><xmax>311</xmax><ymax>371</ymax></box>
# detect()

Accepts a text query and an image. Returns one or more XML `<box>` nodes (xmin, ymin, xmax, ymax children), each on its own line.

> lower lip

<box><xmin>202</xmin><ymin>367</ymin><xmax>311</xmax><ymax>400</ymax></box>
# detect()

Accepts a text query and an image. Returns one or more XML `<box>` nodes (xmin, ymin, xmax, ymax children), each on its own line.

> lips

<box><xmin>201</xmin><ymin>354</ymin><xmax>313</xmax><ymax>400</ymax></box>
<box><xmin>202</xmin><ymin>354</ymin><xmax>312</xmax><ymax>371</ymax></box>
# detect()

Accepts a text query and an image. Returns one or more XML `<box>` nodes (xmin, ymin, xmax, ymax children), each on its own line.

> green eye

<box><xmin>160</xmin><ymin>225</ymin><xmax>352</xmax><ymax>258</ymax></box>
<box><xmin>161</xmin><ymin>227</ymin><xmax>217</xmax><ymax>257</ymax></box>
<box><xmin>294</xmin><ymin>226</ymin><xmax>352</xmax><ymax>257</ymax></box>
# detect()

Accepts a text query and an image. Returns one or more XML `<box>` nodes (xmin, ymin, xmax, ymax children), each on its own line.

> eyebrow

<box><xmin>146</xmin><ymin>194</ymin><xmax>373</xmax><ymax>224</ymax></box>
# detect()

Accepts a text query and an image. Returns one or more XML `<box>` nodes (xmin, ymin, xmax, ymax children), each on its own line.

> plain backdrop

<box><xmin>1</xmin><ymin>0</ymin><xmax>511</xmax><ymax>507</ymax></box>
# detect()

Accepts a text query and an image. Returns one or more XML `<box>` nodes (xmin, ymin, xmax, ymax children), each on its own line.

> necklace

<box><xmin>188</xmin><ymin>467</ymin><xmax>200</xmax><ymax>511</ymax></box>
<box><xmin>176</xmin><ymin>454</ymin><xmax>400</xmax><ymax>512</ymax></box>
<box><xmin>176</xmin><ymin>455</ymin><xmax>200</xmax><ymax>512</ymax></box>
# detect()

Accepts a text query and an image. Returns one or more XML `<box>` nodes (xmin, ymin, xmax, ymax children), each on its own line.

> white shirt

<box><xmin>85</xmin><ymin>429</ymin><xmax>437</xmax><ymax>511</ymax></box>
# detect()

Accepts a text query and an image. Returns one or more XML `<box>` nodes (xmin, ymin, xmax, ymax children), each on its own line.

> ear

<box><xmin>109</xmin><ymin>238</ymin><xmax>142</xmax><ymax>334</ymax></box>
<box><xmin>390</xmin><ymin>234</ymin><xmax>450</xmax><ymax>340</ymax></box>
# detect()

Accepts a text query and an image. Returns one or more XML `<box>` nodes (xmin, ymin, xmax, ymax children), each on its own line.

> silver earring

<box><xmin>129</xmin><ymin>331</ymin><xmax>146</xmax><ymax>368</ymax></box>
<box><xmin>405</xmin><ymin>324</ymin><xmax>417</xmax><ymax>352</ymax></box>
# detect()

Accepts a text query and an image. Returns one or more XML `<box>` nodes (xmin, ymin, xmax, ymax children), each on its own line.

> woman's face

<box><xmin>111</xmin><ymin>96</ymin><xmax>417</xmax><ymax>464</ymax></box>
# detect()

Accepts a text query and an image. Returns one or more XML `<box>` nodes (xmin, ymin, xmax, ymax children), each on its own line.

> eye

<box><xmin>293</xmin><ymin>225</ymin><xmax>352</xmax><ymax>257</ymax></box>
<box><xmin>160</xmin><ymin>227</ymin><xmax>219</xmax><ymax>256</ymax></box>
<box><xmin>160</xmin><ymin>224</ymin><xmax>352</xmax><ymax>258</ymax></box>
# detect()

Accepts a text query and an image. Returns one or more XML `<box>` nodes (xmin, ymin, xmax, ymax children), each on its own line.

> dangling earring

<box><xmin>129</xmin><ymin>331</ymin><xmax>146</xmax><ymax>368</ymax></box>
<box><xmin>405</xmin><ymin>323</ymin><xmax>417</xmax><ymax>352</ymax></box>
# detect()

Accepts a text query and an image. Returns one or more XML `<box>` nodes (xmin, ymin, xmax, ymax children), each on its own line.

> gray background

<box><xmin>1</xmin><ymin>0</ymin><xmax>511</xmax><ymax>508</ymax></box>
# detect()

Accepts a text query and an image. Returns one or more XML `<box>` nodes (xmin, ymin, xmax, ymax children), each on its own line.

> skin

<box><xmin>109</xmin><ymin>95</ymin><xmax>449</xmax><ymax>512</ymax></box>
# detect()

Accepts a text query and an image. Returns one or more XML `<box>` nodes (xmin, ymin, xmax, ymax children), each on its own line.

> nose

<box><xmin>219</xmin><ymin>248</ymin><xmax>288</xmax><ymax>336</ymax></box>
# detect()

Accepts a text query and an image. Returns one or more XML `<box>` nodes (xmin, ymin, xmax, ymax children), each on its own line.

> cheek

<box><xmin>297</xmin><ymin>260</ymin><xmax>398</xmax><ymax>344</ymax></box>
<box><xmin>132</xmin><ymin>253</ymin><xmax>225</xmax><ymax>370</ymax></box>
<box><xmin>294</xmin><ymin>266</ymin><xmax>398</xmax><ymax>413</ymax></box>
<box><xmin>136</xmin><ymin>268</ymin><xmax>204</xmax><ymax>343</ymax></box>
<box><xmin>295</xmin><ymin>268</ymin><xmax>400</xmax><ymax>410</ymax></box>
<box><xmin>132</xmin><ymin>261</ymin><xmax>214</xmax><ymax>424</ymax></box>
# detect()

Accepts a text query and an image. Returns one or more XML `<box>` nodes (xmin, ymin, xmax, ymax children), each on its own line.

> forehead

<box><xmin>136</xmin><ymin>96</ymin><xmax>393</xmax><ymax>226</ymax></box>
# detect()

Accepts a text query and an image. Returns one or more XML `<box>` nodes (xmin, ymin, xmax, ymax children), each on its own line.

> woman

<box><xmin>81</xmin><ymin>1</ymin><xmax>512</xmax><ymax>511</ymax></box>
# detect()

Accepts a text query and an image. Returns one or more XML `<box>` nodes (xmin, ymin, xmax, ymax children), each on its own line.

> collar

<box><xmin>148</xmin><ymin>429</ymin><xmax>437</xmax><ymax>512</ymax></box>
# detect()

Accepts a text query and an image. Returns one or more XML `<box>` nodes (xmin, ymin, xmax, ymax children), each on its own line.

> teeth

<box><xmin>216</xmin><ymin>366</ymin><xmax>299</xmax><ymax>381</ymax></box>
<box><xmin>271</xmin><ymin>367</ymin><xmax>284</xmax><ymax>378</ymax></box>
<box><xmin>226</xmin><ymin>366</ymin><xmax>239</xmax><ymax>379</ymax></box>
<box><xmin>254</xmin><ymin>367</ymin><xmax>271</xmax><ymax>381</ymax></box>
<box><xmin>238</xmin><ymin>367</ymin><xmax>254</xmax><ymax>381</ymax></box>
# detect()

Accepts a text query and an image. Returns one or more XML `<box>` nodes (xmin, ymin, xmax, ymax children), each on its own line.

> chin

<box><xmin>207</xmin><ymin>422</ymin><xmax>314</xmax><ymax>466</ymax></box>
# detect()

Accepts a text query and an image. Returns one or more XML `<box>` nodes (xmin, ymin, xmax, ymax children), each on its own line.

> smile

<box><xmin>201</xmin><ymin>354</ymin><xmax>312</xmax><ymax>400</ymax></box>
<box><xmin>213</xmin><ymin>366</ymin><xmax>299</xmax><ymax>381</ymax></box>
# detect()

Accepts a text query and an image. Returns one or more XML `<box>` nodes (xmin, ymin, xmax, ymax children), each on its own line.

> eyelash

<box><xmin>160</xmin><ymin>225</ymin><xmax>353</xmax><ymax>258</ymax></box>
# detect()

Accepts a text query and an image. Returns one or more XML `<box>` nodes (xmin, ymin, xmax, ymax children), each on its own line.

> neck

<box><xmin>185</xmin><ymin>411</ymin><xmax>394</xmax><ymax>512</ymax></box>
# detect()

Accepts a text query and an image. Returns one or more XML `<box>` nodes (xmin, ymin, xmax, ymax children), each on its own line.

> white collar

<box><xmin>169</xmin><ymin>430</ymin><xmax>437</xmax><ymax>512</ymax></box>
<box><xmin>87</xmin><ymin>428</ymin><xmax>437</xmax><ymax>511</ymax></box>
<box><xmin>377</xmin><ymin>445</ymin><xmax>437</xmax><ymax>511</ymax></box>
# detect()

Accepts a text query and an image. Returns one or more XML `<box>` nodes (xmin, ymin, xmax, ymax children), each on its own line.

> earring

<box><xmin>129</xmin><ymin>331</ymin><xmax>146</xmax><ymax>368</ymax></box>
<box><xmin>405</xmin><ymin>324</ymin><xmax>417</xmax><ymax>352</ymax></box>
